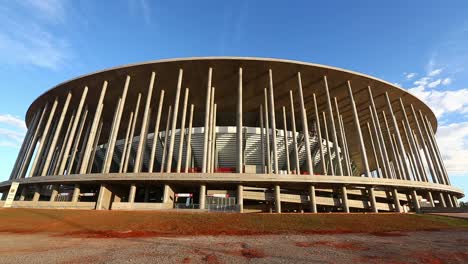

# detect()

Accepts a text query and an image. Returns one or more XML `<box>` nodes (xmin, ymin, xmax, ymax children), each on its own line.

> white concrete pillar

<box><xmin>296</xmin><ymin>73</ymin><xmax>313</xmax><ymax>175</ymax></box>
<box><xmin>282</xmin><ymin>107</ymin><xmax>290</xmax><ymax>174</ymax></box>
<box><xmin>202</xmin><ymin>68</ymin><xmax>213</xmax><ymax>173</ymax></box>
<box><xmin>176</xmin><ymin>88</ymin><xmax>189</xmax><ymax>173</ymax></box>
<box><xmin>207</xmin><ymin>89</ymin><xmax>215</xmax><ymax>172</ymax></box>
<box><xmin>129</xmin><ymin>184</ymin><xmax>136</xmax><ymax>203</ymax></box>
<box><xmin>260</xmin><ymin>105</ymin><xmax>266</xmax><ymax>173</ymax></box>
<box><xmin>425</xmin><ymin>116</ymin><xmax>451</xmax><ymax>185</ymax></box>
<box><xmin>334</xmin><ymin>98</ymin><xmax>350</xmax><ymax>176</ymax></box>
<box><xmin>366</xmin><ymin>123</ymin><xmax>380</xmax><ymax>178</ymax></box>
<box><xmin>368</xmin><ymin>187</ymin><xmax>378</xmax><ymax>213</ymax></box>
<box><xmin>452</xmin><ymin>195</ymin><xmax>459</xmax><ymax>207</ymax></box>
<box><xmin>149</xmin><ymin>90</ymin><xmax>165</xmax><ymax>173</ymax></box>
<box><xmin>309</xmin><ymin>185</ymin><xmax>317</xmax><ymax>213</ymax></box>
<box><xmin>411</xmin><ymin>189</ymin><xmax>421</xmax><ymax>213</ymax></box>
<box><xmin>68</xmin><ymin>110</ymin><xmax>89</xmax><ymax>174</ymax></box>
<box><xmin>123</xmin><ymin>94</ymin><xmax>142</xmax><ymax>173</ymax></box>
<box><xmin>32</xmin><ymin>185</ymin><xmax>41</xmax><ymax>202</ymax></box>
<box><xmin>346</xmin><ymin>81</ymin><xmax>370</xmax><ymax>177</ymax></box>
<box><xmin>445</xmin><ymin>193</ymin><xmax>454</xmax><ymax>207</ymax></box>
<box><xmin>160</xmin><ymin>106</ymin><xmax>172</xmax><ymax>172</ymax></box>
<box><xmin>199</xmin><ymin>184</ymin><xmax>206</xmax><ymax>210</ymax></box>
<box><xmin>323</xmin><ymin>76</ymin><xmax>343</xmax><ymax>175</ymax></box>
<box><xmin>341</xmin><ymin>186</ymin><xmax>349</xmax><ymax>213</ymax></box>
<box><xmin>289</xmin><ymin>91</ymin><xmax>301</xmax><ymax>174</ymax></box>
<box><xmin>264</xmin><ymin>89</ymin><xmax>271</xmax><ymax>173</ymax></box>
<box><xmin>166</xmin><ymin>69</ymin><xmax>184</xmax><ymax>173</ymax></box>
<box><xmin>80</xmin><ymin>81</ymin><xmax>108</xmax><ymax>174</ymax></box>
<box><xmin>274</xmin><ymin>185</ymin><xmax>281</xmax><ymax>213</ymax></box>
<box><xmin>382</xmin><ymin>111</ymin><xmax>403</xmax><ymax>180</ymax></box>
<box><xmin>236</xmin><ymin>67</ymin><xmax>243</xmax><ymax>174</ymax></box>
<box><xmin>427</xmin><ymin>191</ymin><xmax>435</xmax><ymax>207</ymax></box>
<box><xmin>438</xmin><ymin>192</ymin><xmax>447</xmax><ymax>207</ymax></box>
<box><xmin>237</xmin><ymin>184</ymin><xmax>244</xmax><ymax>213</ymax></box>
<box><xmin>184</xmin><ymin>105</ymin><xmax>195</xmax><ymax>173</ymax></box>
<box><xmin>119</xmin><ymin>112</ymin><xmax>134</xmax><ymax>173</ymax></box>
<box><xmin>50</xmin><ymin>185</ymin><xmax>59</xmax><ymax>202</ymax></box>
<box><xmin>392</xmin><ymin>188</ymin><xmax>402</xmax><ymax>212</ymax></box>
<box><xmin>268</xmin><ymin>70</ymin><xmax>279</xmax><ymax>173</ymax></box>
<box><xmin>322</xmin><ymin>112</ymin><xmax>334</xmax><ymax>175</ymax></box>
<box><xmin>419</xmin><ymin>111</ymin><xmax>446</xmax><ymax>184</ymax></box>
<box><xmin>72</xmin><ymin>184</ymin><xmax>80</xmax><ymax>202</ymax></box>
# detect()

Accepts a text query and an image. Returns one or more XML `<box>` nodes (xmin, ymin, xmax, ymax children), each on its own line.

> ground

<box><xmin>0</xmin><ymin>209</ymin><xmax>467</xmax><ymax>263</ymax></box>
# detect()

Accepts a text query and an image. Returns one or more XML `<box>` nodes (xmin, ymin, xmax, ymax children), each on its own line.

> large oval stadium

<box><xmin>0</xmin><ymin>57</ymin><xmax>464</xmax><ymax>213</ymax></box>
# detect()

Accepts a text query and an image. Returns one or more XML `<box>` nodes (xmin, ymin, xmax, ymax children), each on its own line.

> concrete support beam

<box><xmin>184</xmin><ymin>105</ymin><xmax>194</xmax><ymax>173</ymax></box>
<box><xmin>341</xmin><ymin>186</ymin><xmax>349</xmax><ymax>213</ymax></box>
<box><xmin>149</xmin><ymin>90</ymin><xmax>165</xmax><ymax>173</ymax></box>
<box><xmin>289</xmin><ymin>91</ymin><xmax>301</xmax><ymax>175</ymax></box>
<box><xmin>445</xmin><ymin>193</ymin><xmax>454</xmax><ymax>207</ymax></box>
<box><xmin>274</xmin><ymin>185</ymin><xmax>281</xmax><ymax>213</ymax></box>
<box><xmin>282</xmin><ymin>107</ymin><xmax>290</xmax><ymax>174</ymax></box>
<box><xmin>452</xmin><ymin>195</ymin><xmax>459</xmax><ymax>207</ymax></box>
<box><xmin>334</xmin><ymin>98</ymin><xmax>350</xmax><ymax>176</ymax></box>
<box><xmin>71</xmin><ymin>184</ymin><xmax>80</xmax><ymax>202</ymax></box>
<box><xmin>160</xmin><ymin>106</ymin><xmax>172</xmax><ymax>172</ymax></box>
<box><xmin>427</xmin><ymin>191</ymin><xmax>435</xmax><ymax>207</ymax></box>
<box><xmin>324</xmin><ymin>76</ymin><xmax>343</xmax><ymax>175</ymax></box>
<box><xmin>382</xmin><ymin>111</ymin><xmax>402</xmax><ymax>179</ymax></box>
<box><xmin>297</xmin><ymin>72</ymin><xmax>313</xmax><ymax>175</ymax></box>
<box><xmin>347</xmin><ymin>81</ymin><xmax>370</xmax><ymax>177</ymax></box>
<box><xmin>322</xmin><ymin>112</ymin><xmax>334</xmax><ymax>175</ymax></box>
<box><xmin>368</xmin><ymin>187</ymin><xmax>378</xmax><ymax>213</ymax></box>
<box><xmin>177</xmin><ymin>88</ymin><xmax>189</xmax><ymax>173</ymax></box>
<box><xmin>96</xmin><ymin>184</ymin><xmax>112</xmax><ymax>210</ymax></box>
<box><xmin>438</xmin><ymin>192</ymin><xmax>447</xmax><ymax>207</ymax></box>
<box><xmin>237</xmin><ymin>67</ymin><xmax>243</xmax><ymax>174</ymax></box>
<box><xmin>260</xmin><ymin>105</ymin><xmax>265</xmax><ymax>173</ymax></box>
<box><xmin>425</xmin><ymin>116</ymin><xmax>451</xmax><ymax>185</ymax></box>
<box><xmin>392</xmin><ymin>188</ymin><xmax>402</xmax><ymax>212</ymax></box>
<box><xmin>419</xmin><ymin>111</ymin><xmax>445</xmax><ymax>185</ymax></box>
<box><xmin>123</xmin><ymin>94</ymin><xmax>142</xmax><ymax>173</ymax></box>
<box><xmin>49</xmin><ymin>185</ymin><xmax>59</xmax><ymax>202</ymax></box>
<box><xmin>202</xmin><ymin>68</ymin><xmax>212</xmax><ymax>173</ymax></box>
<box><xmin>264</xmin><ymin>89</ymin><xmax>271</xmax><ymax>173</ymax></box>
<box><xmin>237</xmin><ymin>184</ymin><xmax>243</xmax><ymax>213</ymax></box>
<box><xmin>166</xmin><ymin>69</ymin><xmax>184</xmax><ymax>173</ymax></box>
<box><xmin>366</xmin><ymin>123</ymin><xmax>380</xmax><ymax>178</ymax></box>
<box><xmin>268</xmin><ymin>70</ymin><xmax>279</xmax><ymax>173</ymax></box>
<box><xmin>309</xmin><ymin>185</ymin><xmax>317</xmax><ymax>213</ymax></box>
<box><xmin>411</xmin><ymin>189</ymin><xmax>421</xmax><ymax>213</ymax></box>
<box><xmin>207</xmin><ymin>90</ymin><xmax>215</xmax><ymax>172</ymax></box>
<box><xmin>199</xmin><ymin>184</ymin><xmax>206</xmax><ymax>210</ymax></box>
<box><xmin>80</xmin><ymin>81</ymin><xmax>108</xmax><ymax>174</ymax></box>
<box><xmin>119</xmin><ymin>112</ymin><xmax>134</xmax><ymax>173</ymax></box>
<box><xmin>69</xmin><ymin>110</ymin><xmax>89</xmax><ymax>174</ymax></box>
<box><xmin>129</xmin><ymin>184</ymin><xmax>136</xmax><ymax>203</ymax></box>
<box><xmin>32</xmin><ymin>185</ymin><xmax>41</xmax><ymax>202</ymax></box>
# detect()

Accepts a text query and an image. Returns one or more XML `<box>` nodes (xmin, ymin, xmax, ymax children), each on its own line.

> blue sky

<box><xmin>0</xmin><ymin>1</ymin><xmax>468</xmax><ymax>200</ymax></box>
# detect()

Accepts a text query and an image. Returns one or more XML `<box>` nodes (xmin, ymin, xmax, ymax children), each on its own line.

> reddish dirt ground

<box><xmin>0</xmin><ymin>209</ymin><xmax>466</xmax><ymax>263</ymax></box>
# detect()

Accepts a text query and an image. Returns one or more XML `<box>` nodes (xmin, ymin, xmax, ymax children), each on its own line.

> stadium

<box><xmin>0</xmin><ymin>57</ymin><xmax>464</xmax><ymax>213</ymax></box>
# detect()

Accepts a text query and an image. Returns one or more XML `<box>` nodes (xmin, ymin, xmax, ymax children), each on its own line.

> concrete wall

<box><xmin>11</xmin><ymin>201</ymin><xmax>96</xmax><ymax>209</ymax></box>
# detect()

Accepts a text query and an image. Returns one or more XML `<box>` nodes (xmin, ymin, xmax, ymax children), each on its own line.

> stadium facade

<box><xmin>0</xmin><ymin>57</ymin><xmax>464</xmax><ymax>212</ymax></box>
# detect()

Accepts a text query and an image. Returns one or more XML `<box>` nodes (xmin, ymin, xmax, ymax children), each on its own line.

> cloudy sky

<box><xmin>0</xmin><ymin>1</ymin><xmax>467</xmax><ymax>200</ymax></box>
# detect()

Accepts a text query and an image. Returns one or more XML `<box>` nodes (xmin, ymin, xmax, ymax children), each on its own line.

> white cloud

<box><xmin>408</xmin><ymin>86</ymin><xmax>468</xmax><ymax>117</ymax></box>
<box><xmin>414</xmin><ymin>77</ymin><xmax>430</xmax><ymax>86</ymax></box>
<box><xmin>442</xmin><ymin>78</ymin><xmax>452</xmax><ymax>85</ymax></box>
<box><xmin>0</xmin><ymin>114</ymin><xmax>26</xmax><ymax>130</ymax></box>
<box><xmin>405</xmin><ymin>72</ymin><xmax>416</xmax><ymax>79</ymax></box>
<box><xmin>428</xmin><ymin>68</ymin><xmax>443</xmax><ymax>76</ymax></box>
<box><xmin>22</xmin><ymin>0</ymin><xmax>66</xmax><ymax>23</ymax></box>
<box><xmin>436</xmin><ymin>122</ymin><xmax>468</xmax><ymax>174</ymax></box>
<box><xmin>0</xmin><ymin>2</ymin><xmax>71</xmax><ymax>70</ymax></box>
<box><xmin>394</xmin><ymin>82</ymin><xmax>401</xmax><ymax>87</ymax></box>
<box><xmin>427</xmin><ymin>79</ymin><xmax>441</xmax><ymax>88</ymax></box>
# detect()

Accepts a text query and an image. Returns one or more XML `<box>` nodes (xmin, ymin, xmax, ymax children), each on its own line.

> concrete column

<box><xmin>184</xmin><ymin>105</ymin><xmax>194</xmax><ymax>173</ymax></box>
<box><xmin>322</xmin><ymin>112</ymin><xmax>334</xmax><ymax>175</ymax></box>
<box><xmin>347</xmin><ymin>81</ymin><xmax>370</xmax><ymax>177</ymax></box>
<box><xmin>50</xmin><ymin>185</ymin><xmax>59</xmax><ymax>202</ymax></box>
<box><xmin>211</xmin><ymin>104</ymin><xmax>217</xmax><ymax>173</ymax></box>
<box><xmin>58</xmin><ymin>87</ymin><xmax>88</xmax><ymax>175</ymax></box>
<box><xmin>366</xmin><ymin>123</ymin><xmax>380</xmax><ymax>178</ymax></box>
<box><xmin>392</xmin><ymin>134</ymin><xmax>405</xmax><ymax>180</ymax></box>
<box><xmin>29</xmin><ymin>99</ymin><xmax>59</xmax><ymax>177</ymax></box>
<box><xmin>236</xmin><ymin>67</ymin><xmax>243</xmax><ymax>174</ymax></box>
<box><xmin>274</xmin><ymin>185</ymin><xmax>281</xmax><ymax>213</ymax></box>
<box><xmin>207</xmin><ymin>88</ymin><xmax>215</xmax><ymax>173</ymax></box>
<box><xmin>53</xmin><ymin>110</ymin><xmax>75</xmax><ymax>175</ymax></box>
<box><xmin>176</xmin><ymin>88</ymin><xmax>189</xmax><ymax>173</ymax></box>
<box><xmin>199</xmin><ymin>184</ymin><xmax>206</xmax><ymax>210</ymax></box>
<box><xmin>129</xmin><ymin>184</ymin><xmax>137</xmax><ymax>203</ymax></box>
<box><xmin>341</xmin><ymin>186</ymin><xmax>349</xmax><ymax>213</ymax></box>
<box><xmin>401</xmin><ymin>119</ymin><xmax>422</xmax><ymax>181</ymax></box>
<box><xmin>80</xmin><ymin>81</ymin><xmax>108</xmax><ymax>174</ymax></box>
<box><xmin>103</xmin><ymin>76</ymin><xmax>130</xmax><ymax>174</ymax></box>
<box><xmin>400</xmin><ymin>99</ymin><xmax>426</xmax><ymax>181</ymax></box>
<box><xmin>202</xmin><ymin>68</ymin><xmax>213</xmax><ymax>173</ymax></box>
<box><xmin>334</xmin><ymin>98</ymin><xmax>350</xmax><ymax>176</ymax></box>
<box><xmin>18</xmin><ymin>104</ymin><xmax>49</xmax><ymax>178</ymax></box>
<box><xmin>427</xmin><ymin>191</ymin><xmax>435</xmax><ymax>207</ymax></box>
<box><xmin>410</xmin><ymin>104</ymin><xmax>438</xmax><ymax>183</ymax></box>
<box><xmin>309</xmin><ymin>185</ymin><xmax>317</xmax><ymax>213</ymax></box>
<box><xmin>260</xmin><ymin>105</ymin><xmax>265</xmax><ymax>173</ymax></box>
<box><xmin>68</xmin><ymin>110</ymin><xmax>89</xmax><ymax>173</ymax></box>
<box><xmin>148</xmin><ymin>91</ymin><xmax>165</xmax><ymax>173</ymax></box>
<box><xmin>42</xmin><ymin>93</ymin><xmax>72</xmax><ymax>176</ymax></box>
<box><xmin>96</xmin><ymin>184</ymin><xmax>113</xmax><ymax>210</ymax></box>
<box><xmin>392</xmin><ymin>188</ymin><xmax>402</xmax><ymax>212</ymax></box>
<box><xmin>438</xmin><ymin>192</ymin><xmax>447</xmax><ymax>207</ymax></box>
<box><xmin>368</xmin><ymin>87</ymin><xmax>392</xmax><ymax>179</ymax></box>
<box><xmin>282</xmin><ymin>107</ymin><xmax>290</xmax><ymax>174</ymax></box>
<box><xmin>411</xmin><ymin>190</ymin><xmax>421</xmax><ymax>213</ymax></box>
<box><xmin>368</xmin><ymin>187</ymin><xmax>378</xmax><ymax>212</ymax></box>
<box><xmin>123</xmin><ymin>94</ymin><xmax>142</xmax><ymax>173</ymax></box>
<box><xmin>419</xmin><ymin>111</ymin><xmax>446</xmax><ymax>184</ymax></box>
<box><xmin>134</xmin><ymin>72</ymin><xmax>156</xmax><ymax>172</ymax></box>
<box><xmin>425</xmin><ymin>116</ymin><xmax>451</xmax><ymax>185</ymax></box>
<box><xmin>71</xmin><ymin>184</ymin><xmax>80</xmax><ymax>202</ymax></box>
<box><xmin>119</xmin><ymin>112</ymin><xmax>134</xmax><ymax>173</ymax></box>
<box><xmin>382</xmin><ymin>111</ymin><xmax>403</xmax><ymax>179</ymax></box>
<box><xmin>32</xmin><ymin>185</ymin><xmax>41</xmax><ymax>202</ymax></box>
<box><xmin>289</xmin><ymin>91</ymin><xmax>300</xmax><ymax>175</ymax></box>
<box><xmin>165</xmin><ymin>69</ymin><xmax>184</xmax><ymax>173</ymax></box>
<box><xmin>264</xmin><ymin>89</ymin><xmax>271</xmax><ymax>173</ymax></box>
<box><xmin>324</xmin><ymin>77</ymin><xmax>343</xmax><ymax>175</ymax></box>
<box><xmin>445</xmin><ymin>193</ymin><xmax>454</xmax><ymax>207</ymax></box>
<box><xmin>160</xmin><ymin>106</ymin><xmax>172</xmax><ymax>172</ymax></box>
<box><xmin>296</xmin><ymin>73</ymin><xmax>313</xmax><ymax>175</ymax></box>
<box><xmin>339</xmin><ymin>115</ymin><xmax>352</xmax><ymax>175</ymax></box>
<box><xmin>452</xmin><ymin>195</ymin><xmax>459</xmax><ymax>207</ymax></box>
<box><xmin>385</xmin><ymin>93</ymin><xmax>411</xmax><ymax>180</ymax></box>
<box><xmin>411</xmin><ymin>130</ymin><xmax>429</xmax><ymax>182</ymax></box>
<box><xmin>268</xmin><ymin>70</ymin><xmax>279</xmax><ymax>173</ymax></box>
<box><xmin>237</xmin><ymin>184</ymin><xmax>244</xmax><ymax>213</ymax></box>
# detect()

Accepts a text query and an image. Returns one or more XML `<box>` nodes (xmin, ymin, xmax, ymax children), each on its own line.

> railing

<box><xmin>174</xmin><ymin>203</ymin><xmax>240</xmax><ymax>212</ymax></box>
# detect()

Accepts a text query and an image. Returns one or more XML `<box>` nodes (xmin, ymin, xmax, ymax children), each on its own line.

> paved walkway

<box><xmin>429</xmin><ymin>213</ymin><xmax>468</xmax><ymax>219</ymax></box>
